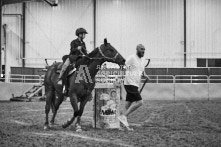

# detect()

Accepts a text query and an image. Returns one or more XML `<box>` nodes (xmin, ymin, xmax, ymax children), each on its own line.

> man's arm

<box><xmin>142</xmin><ymin>59</ymin><xmax>150</xmax><ymax>79</ymax></box>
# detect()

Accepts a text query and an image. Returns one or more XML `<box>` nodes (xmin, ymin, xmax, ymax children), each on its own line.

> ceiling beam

<box><xmin>2</xmin><ymin>0</ymin><xmax>34</xmax><ymax>5</ymax></box>
<box><xmin>43</xmin><ymin>0</ymin><xmax>57</xmax><ymax>7</ymax></box>
<box><xmin>2</xmin><ymin>0</ymin><xmax>58</xmax><ymax>6</ymax></box>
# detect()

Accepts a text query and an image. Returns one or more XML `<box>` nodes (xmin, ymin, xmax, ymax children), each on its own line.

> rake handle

<box><xmin>140</xmin><ymin>77</ymin><xmax>149</xmax><ymax>93</ymax></box>
<box><xmin>139</xmin><ymin>59</ymin><xmax>150</xmax><ymax>93</ymax></box>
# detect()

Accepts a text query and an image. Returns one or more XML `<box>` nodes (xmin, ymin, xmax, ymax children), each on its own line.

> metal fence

<box><xmin>1</xmin><ymin>74</ymin><xmax>221</xmax><ymax>84</ymax></box>
<box><xmin>96</xmin><ymin>75</ymin><xmax>221</xmax><ymax>84</ymax></box>
<box><xmin>0</xmin><ymin>74</ymin><xmax>43</xmax><ymax>83</ymax></box>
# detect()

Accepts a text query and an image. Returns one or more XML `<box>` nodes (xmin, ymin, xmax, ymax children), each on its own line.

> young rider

<box><xmin>57</xmin><ymin>28</ymin><xmax>88</xmax><ymax>85</ymax></box>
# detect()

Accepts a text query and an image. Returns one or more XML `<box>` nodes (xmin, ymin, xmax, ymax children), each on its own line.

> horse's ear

<box><xmin>104</xmin><ymin>38</ymin><xmax>107</xmax><ymax>46</ymax></box>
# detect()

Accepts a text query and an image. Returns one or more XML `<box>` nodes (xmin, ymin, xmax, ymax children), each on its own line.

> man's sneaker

<box><xmin>118</xmin><ymin>115</ymin><xmax>129</xmax><ymax>127</ymax></box>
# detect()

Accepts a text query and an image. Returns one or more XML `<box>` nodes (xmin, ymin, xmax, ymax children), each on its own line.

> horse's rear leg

<box><xmin>62</xmin><ymin>93</ymin><xmax>79</xmax><ymax>129</ymax></box>
<box><xmin>44</xmin><ymin>89</ymin><xmax>54</xmax><ymax>130</ymax></box>
<box><xmin>50</xmin><ymin>92</ymin><xmax>64</xmax><ymax>125</ymax></box>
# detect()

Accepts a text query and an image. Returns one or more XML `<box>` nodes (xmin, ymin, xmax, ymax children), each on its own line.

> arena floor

<box><xmin>1</xmin><ymin>99</ymin><xmax>221</xmax><ymax>147</ymax></box>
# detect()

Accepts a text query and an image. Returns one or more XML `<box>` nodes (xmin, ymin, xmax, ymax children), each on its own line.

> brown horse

<box><xmin>44</xmin><ymin>39</ymin><xmax>125</xmax><ymax>131</ymax></box>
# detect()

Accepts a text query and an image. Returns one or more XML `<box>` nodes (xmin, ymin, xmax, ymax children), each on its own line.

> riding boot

<box><xmin>72</xmin><ymin>62</ymin><xmax>76</xmax><ymax>69</ymax></box>
<box><xmin>57</xmin><ymin>58</ymin><xmax>71</xmax><ymax>85</ymax></box>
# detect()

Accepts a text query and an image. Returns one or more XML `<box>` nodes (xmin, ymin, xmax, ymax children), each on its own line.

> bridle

<box><xmin>98</xmin><ymin>46</ymin><xmax>119</xmax><ymax>61</ymax></box>
<box><xmin>85</xmin><ymin>45</ymin><xmax>119</xmax><ymax>62</ymax></box>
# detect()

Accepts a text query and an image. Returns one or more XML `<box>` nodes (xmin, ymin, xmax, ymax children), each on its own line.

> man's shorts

<box><xmin>124</xmin><ymin>85</ymin><xmax>142</xmax><ymax>102</ymax></box>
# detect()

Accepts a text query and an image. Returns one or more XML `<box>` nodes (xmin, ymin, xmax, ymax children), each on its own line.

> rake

<box><xmin>139</xmin><ymin>59</ymin><xmax>150</xmax><ymax>93</ymax></box>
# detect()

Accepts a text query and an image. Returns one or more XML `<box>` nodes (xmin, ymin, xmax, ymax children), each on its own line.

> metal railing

<box><xmin>0</xmin><ymin>74</ymin><xmax>43</xmax><ymax>83</ymax></box>
<box><xmin>174</xmin><ymin>75</ymin><xmax>209</xmax><ymax>83</ymax></box>
<box><xmin>96</xmin><ymin>75</ymin><xmax>221</xmax><ymax>84</ymax></box>
<box><xmin>1</xmin><ymin>74</ymin><xmax>221</xmax><ymax>84</ymax></box>
<box><xmin>147</xmin><ymin>75</ymin><xmax>174</xmax><ymax>83</ymax></box>
<box><xmin>209</xmin><ymin>75</ymin><xmax>221</xmax><ymax>83</ymax></box>
<box><xmin>96</xmin><ymin>75</ymin><xmax>124</xmax><ymax>83</ymax></box>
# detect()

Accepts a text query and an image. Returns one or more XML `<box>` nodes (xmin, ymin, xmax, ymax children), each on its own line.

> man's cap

<box><xmin>136</xmin><ymin>44</ymin><xmax>145</xmax><ymax>50</ymax></box>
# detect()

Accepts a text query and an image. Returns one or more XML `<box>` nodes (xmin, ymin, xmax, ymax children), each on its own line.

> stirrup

<box><xmin>57</xmin><ymin>79</ymin><xmax>63</xmax><ymax>85</ymax></box>
<box><xmin>62</xmin><ymin>86</ymin><xmax>68</xmax><ymax>95</ymax></box>
<box><xmin>62</xmin><ymin>86</ymin><xmax>66</xmax><ymax>93</ymax></box>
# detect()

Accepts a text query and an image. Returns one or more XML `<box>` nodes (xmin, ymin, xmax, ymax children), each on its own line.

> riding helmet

<box><xmin>75</xmin><ymin>28</ymin><xmax>88</xmax><ymax>36</ymax></box>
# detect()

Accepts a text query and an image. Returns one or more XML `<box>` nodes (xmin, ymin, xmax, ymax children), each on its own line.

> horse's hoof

<box><xmin>75</xmin><ymin>124</ymin><xmax>82</xmax><ymax>132</ymax></box>
<box><xmin>76</xmin><ymin>125</ymin><xmax>81</xmax><ymax>130</ymax></box>
<box><xmin>118</xmin><ymin>127</ymin><xmax>125</xmax><ymax>131</ymax></box>
<box><xmin>49</xmin><ymin>124</ymin><xmax>53</xmax><ymax>128</ymax></box>
<box><xmin>62</xmin><ymin>123</ymin><xmax>67</xmax><ymax>128</ymax></box>
<box><xmin>44</xmin><ymin>125</ymin><xmax>49</xmax><ymax>130</ymax></box>
<box><xmin>76</xmin><ymin>128</ymin><xmax>82</xmax><ymax>132</ymax></box>
<box><xmin>50</xmin><ymin>122</ymin><xmax>58</xmax><ymax>128</ymax></box>
<box><xmin>126</xmin><ymin>127</ymin><xmax>134</xmax><ymax>131</ymax></box>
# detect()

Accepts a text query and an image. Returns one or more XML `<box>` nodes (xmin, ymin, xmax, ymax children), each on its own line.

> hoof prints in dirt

<box><xmin>1</xmin><ymin>101</ymin><xmax>221</xmax><ymax>146</ymax></box>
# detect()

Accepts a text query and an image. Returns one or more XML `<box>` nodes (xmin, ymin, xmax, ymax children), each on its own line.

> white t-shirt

<box><xmin>124</xmin><ymin>55</ymin><xmax>145</xmax><ymax>87</ymax></box>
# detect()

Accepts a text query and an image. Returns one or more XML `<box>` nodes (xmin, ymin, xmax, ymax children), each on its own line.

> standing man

<box><xmin>57</xmin><ymin>28</ymin><xmax>88</xmax><ymax>85</ymax></box>
<box><xmin>118</xmin><ymin>44</ymin><xmax>149</xmax><ymax>129</ymax></box>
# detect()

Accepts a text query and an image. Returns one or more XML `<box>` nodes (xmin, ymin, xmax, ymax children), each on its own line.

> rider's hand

<box><xmin>77</xmin><ymin>46</ymin><xmax>82</xmax><ymax>50</ymax></box>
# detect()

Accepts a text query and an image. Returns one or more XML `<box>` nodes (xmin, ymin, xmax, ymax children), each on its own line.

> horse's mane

<box><xmin>75</xmin><ymin>47</ymin><xmax>100</xmax><ymax>67</ymax></box>
<box><xmin>87</xmin><ymin>47</ymin><xmax>99</xmax><ymax>57</ymax></box>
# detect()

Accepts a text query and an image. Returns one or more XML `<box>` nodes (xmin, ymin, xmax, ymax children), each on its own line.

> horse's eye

<box><xmin>110</xmin><ymin>48</ymin><xmax>114</xmax><ymax>52</ymax></box>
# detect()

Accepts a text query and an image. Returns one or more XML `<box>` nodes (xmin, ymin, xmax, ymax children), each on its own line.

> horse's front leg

<box><xmin>75</xmin><ymin>95</ymin><xmax>90</xmax><ymax>132</ymax></box>
<box><xmin>75</xmin><ymin>117</ymin><xmax>82</xmax><ymax>132</ymax></box>
<box><xmin>62</xmin><ymin>93</ymin><xmax>79</xmax><ymax>128</ymax></box>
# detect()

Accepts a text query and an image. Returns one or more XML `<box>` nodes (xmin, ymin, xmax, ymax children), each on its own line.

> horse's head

<box><xmin>99</xmin><ymin>38</ymin><xmax>125</xmax><ymax>67</ymax></box>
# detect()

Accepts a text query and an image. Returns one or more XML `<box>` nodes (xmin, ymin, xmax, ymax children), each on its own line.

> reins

<box><xmin>83</xmin><ymin>47</ymin><xmax>119</xmax><ymax>62</ymax></box>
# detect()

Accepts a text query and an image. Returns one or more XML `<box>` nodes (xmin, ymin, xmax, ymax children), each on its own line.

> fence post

<box><xmin>208</xmin><ymin>75</ymin><xmax>210</xmax><ymax>101</ymax></box>
<box><xmin>173</xmin><ymin>75</ymin><xmax>176</xmax><ymax>101</ymax></box>
<box><xmin>191</xmin><ymin>75</ymin><xmax>192</xmax><ymax>83</ymax></box>
<box><xmin>157</xmin><ymin>75</ymin><xmax>158</xmax><ymax>84</ymax></box>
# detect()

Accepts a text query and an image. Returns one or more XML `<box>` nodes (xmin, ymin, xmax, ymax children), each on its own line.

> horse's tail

<box><xmin>50</xmin><ymin>94</ymin><xmax>56</xmax><ymax>112</ymax></box>
<box><xmin>44</xmin><ymin>63</ymin><xmax>57</xmax><ymax>113</ymax></box>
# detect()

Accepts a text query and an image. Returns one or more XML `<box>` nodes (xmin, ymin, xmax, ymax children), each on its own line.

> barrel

<box><xmin>93</xmin><ymin>83</ymin><xmax>121</xmax><ymax>129</ymax></box>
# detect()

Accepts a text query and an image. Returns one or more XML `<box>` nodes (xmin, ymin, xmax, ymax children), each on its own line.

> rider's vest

<box><xmin>69</xmin><ymin>38</ymin><xmax>87</xmax><ymax>56</ymax></box>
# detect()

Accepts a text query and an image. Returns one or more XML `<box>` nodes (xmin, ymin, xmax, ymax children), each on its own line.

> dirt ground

<box><xmin>1</xmin><ymin>99</ymin><xmax>221</xmax><ymax>147</ymax></box>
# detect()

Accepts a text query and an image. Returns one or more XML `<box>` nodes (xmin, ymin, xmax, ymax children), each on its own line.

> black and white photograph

<box><xmin>0</xmin><ymin>0</ymin><xmax>221</xmax><ymax>146</ymax></box>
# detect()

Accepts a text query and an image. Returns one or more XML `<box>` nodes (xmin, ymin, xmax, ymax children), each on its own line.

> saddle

<box><xmin>55</xmin><ymin>63</ymin><xmax>76</xmax><ymax>95</ymax></box>
<box><xmin>55</xmin><ymin>55</ymin><xmax>86</xmax><ymax>95</ymax></box>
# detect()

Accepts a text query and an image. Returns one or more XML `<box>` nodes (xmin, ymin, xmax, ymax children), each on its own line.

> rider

<box><xmin>57</xmin><ymin>28</ymin><xmax>88</xmax><ymax>85</ymax></box>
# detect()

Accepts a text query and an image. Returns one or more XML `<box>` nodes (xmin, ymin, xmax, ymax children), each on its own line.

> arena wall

<box><xmin>0</xmin><ymin>82</ymin><xmax>220</xmax><ymax>101</ymax></box>
<box><xmin>2</xmin><ymin>0</ymin><xmax>221</xmax><ymax>71</ymax></box>
<box><xmin>0</xmin><ymin>83</ymin><xmax>36</xmax><ymax>101</ymax></box>
<box><xmin>121</xmin><ymin>83</ymin><xmax>221</xmax><ymax>101</ymax></box>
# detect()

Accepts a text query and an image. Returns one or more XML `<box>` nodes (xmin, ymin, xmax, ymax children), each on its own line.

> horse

<box><xmin>43</xmin><ymin>39</ymin><xmax>125</xmax><ymax>131</ymax></box>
